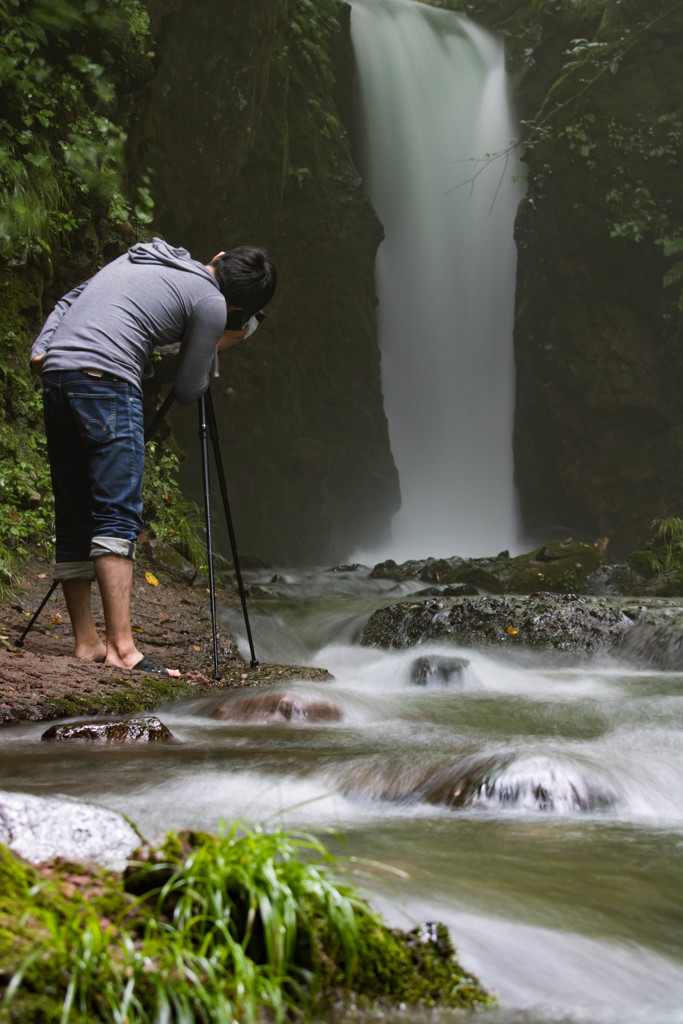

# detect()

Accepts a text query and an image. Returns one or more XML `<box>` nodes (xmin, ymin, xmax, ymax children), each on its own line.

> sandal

<box><xmin>132</xmin><ymin>654</ymin><xmax>173</xmax><ymax>676</ymax></box>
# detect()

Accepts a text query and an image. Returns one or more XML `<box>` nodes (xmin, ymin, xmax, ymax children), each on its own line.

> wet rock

<box><xmin>0</xmin><ymin>790</ymin><xmax>140</xmax><ymax>864</ymax></box>
<box><xmin>582</xmin><ymin>563</ymin><xmax>646</xmax><ymax>596</ymax></box>
<box><xmin>370</xmin><ymin>557</ymin><xmax>467</xmax><ymax>583</ymax></box>
<box><xmin>422</xmin><ymin>754</ymin><xmax>614</xmax><ymax>813</ymax></box>
<box><xmin>409</xmin><ymin>655</ymin><xmax>472</xmax><ymax>687</ymax></box>
<box><xmin>369</xmin><ymin>558</ymin><xmax>400</xmax><ymax>580</ymax></box>
<box><xmin>415</xmin><ymin>584</ymin><xmax>479</xmax><ymax>598</ymax></box>
<box><xmin>442</xmin><ymin>565</ymin><xmax>504</xmax><ymax>593</ymax></box>
<box><xmin>212</xmin><ymin>691</ymin><xmax>343</xmax><ymax>724</ymax></box>
<box><xmin>362</xmin><ymin>592</ymin><xmax>634</xmax><ymax>654</ymax></box>
<box><xmin>41</xmin><ymin>716</ymin><xmax>176</xmax><ymax>743</ymax></box>
<box><xmin>325</xmin><ymin>563</ymin><xmax>369</xmax><ymax>573</ymax></box>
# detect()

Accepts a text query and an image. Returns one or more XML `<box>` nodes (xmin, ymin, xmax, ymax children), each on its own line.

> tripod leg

<box><xmin>205</xmin><ymin>390</ymin><xmax>259</xmax><ymax>667</ymax></box>
<box><xmin>15</xmin><ymin>580</ymin><xmax>59</xmax><ymax>647</ymax></box>
<box><xmin>198</xmin><ymin>394</ymin><xmax>221</xmax><ymax>681</ymax></box>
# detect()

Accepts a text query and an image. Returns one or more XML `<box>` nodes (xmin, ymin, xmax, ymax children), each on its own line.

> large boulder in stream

<box><xmin>41</xmin><ymin>716</ymin><xmax>177</xmax><ymax>744</ymax></box>
<box><xmin>0</xmin><ymin>790</ymin><xmax>140</xmax><ymax>865</ymax></box>
<box><xmin>362</xmin><ymin>592</ymin><xmax>634</xmax><ymax>653</ymax></box>
<box><xmin>212</xmin><ymin>691</ymin><xmax>343</xmax><ymax>724</ymax></box>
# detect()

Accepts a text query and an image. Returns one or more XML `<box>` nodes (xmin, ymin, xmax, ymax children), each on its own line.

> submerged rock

<box><xmin>422</xmin><ymin>754</ymin><xmax>614</xmax><ymax>813</ymax></box>
<box><xmin>337</xmin><ymin>753</ymin><xmax>613</xmax><ymax>814</ymax></box>
<box><xmin>409</xmin><ymin>654</ymin><xmax>472</xmax><ymax>687</ymax></box>
<box><xmin>41</xmin><ymin>716</ymin><xmax>176</xmax><ymax>744</ymax></box>
<box><xmin>362</xmin><ymin>592</ymin><xmax>634</xmax><ymax>654</ymax></box>
<box><xmin>0</xmin><ymin>790</ymin><xmax>140</xmax><ymax>864</ymax></box>
<box><xmin>212</xmin><ymin>691</ymin><xmax>343</xmax><ymax>723</ymax></box>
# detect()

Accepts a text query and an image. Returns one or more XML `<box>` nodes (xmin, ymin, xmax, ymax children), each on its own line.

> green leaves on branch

<box><xmin>520</xmin><ymin>12</ymin><xmax>683</xmax><ymax>324</ymax></box>
<box><xmin>648</xmin><ymin>516</ymin><xmax>683</xmax><ymax>574</ymax></box>
<box><xmin>0</xmin><ymin>0</ymin><xmax>152</xmax><ymax>260</ymax></box>
<box><xmin>289</xmin><ymin>0</ymin><xmax>338</xmax><ymax>91</ymax></box>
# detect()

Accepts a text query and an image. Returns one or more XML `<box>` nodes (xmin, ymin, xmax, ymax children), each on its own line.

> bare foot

<box><xmin>74</xmin><ymin>641</ymin><xmax>107</xmax><ymax>662</ymax></box>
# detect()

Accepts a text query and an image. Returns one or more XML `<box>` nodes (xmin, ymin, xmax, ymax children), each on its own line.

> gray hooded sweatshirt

<box><xmin>31</xmin><ymin>238</ymin><xmax>226</xmax><ymax>404</ymax></box>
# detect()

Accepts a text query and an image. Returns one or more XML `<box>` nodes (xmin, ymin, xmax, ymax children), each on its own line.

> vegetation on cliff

<box><xmin>0</xmin><ymin>825</ymin><xmax>491</xmax><ymax>1022</ymax></box>
<box><xmin>0</xmin><ymin>0</ymin><xmax>203</xmax><ymax>586</ymax></box>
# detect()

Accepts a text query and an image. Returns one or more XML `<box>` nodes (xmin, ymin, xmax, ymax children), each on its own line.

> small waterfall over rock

<box><xmin>350</xmin><ymin>0</ymin><xmax>524</xmax><ymax>560</ymax></box>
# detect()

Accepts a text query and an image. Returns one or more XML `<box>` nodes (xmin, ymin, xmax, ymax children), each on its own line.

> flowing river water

<box><xmin>1</xmin><ymin>566</ymin><xmax>683</xmax><ymax>1023</ymax></box>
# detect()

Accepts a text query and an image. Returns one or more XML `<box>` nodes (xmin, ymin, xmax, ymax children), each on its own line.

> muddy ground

<box><xmin>0</xmin><ymin>559</ymin><xmax>329</xmax><ymax>725</ymax></box>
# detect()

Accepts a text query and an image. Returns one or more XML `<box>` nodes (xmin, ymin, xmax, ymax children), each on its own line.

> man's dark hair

<box><xmin>211</xmin><ymin>246</ymin><xmax>277</xmax><ymax>315</ymax></box>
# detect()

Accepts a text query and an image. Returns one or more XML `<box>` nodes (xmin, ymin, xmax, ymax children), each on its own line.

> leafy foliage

<box><xmin>0</xmin><ymin>0</ymin><xmax>153</xmax><ymax>261</ymax></box>
<box><xmin>647</xmin><ymin>515</ymin><xmax>683</xmax><ymax>573</ymax></box>
<box><xmin>518</xmin><ymin>4</ymin><xmax>683</xmax><ymax>321</ymax></box>
<box><xmin>0</xmin><ymin>288</ymin><xmax>54</xmax><ymax>584</ymax></box>
<box><xmin>1</xmin><ymin>825</ymin><xmax>491</xmax><ymax>1022</ymax></box>
<box><xmin>276</xmin><ymin>0</ymin><xmax>342</xmax><ymax>191</ymax></box>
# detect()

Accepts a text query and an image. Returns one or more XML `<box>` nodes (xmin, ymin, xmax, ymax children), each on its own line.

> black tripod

<box><xmin>16</xmin><ymin>386</ymin><xmax>258</xmax><ymax>680</ymax></box>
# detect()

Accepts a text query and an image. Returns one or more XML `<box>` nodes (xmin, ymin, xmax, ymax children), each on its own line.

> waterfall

<box><xmin>349</xmin><ymin>0</ymin><xmax>524</xmax><ymax>560</ymax></box>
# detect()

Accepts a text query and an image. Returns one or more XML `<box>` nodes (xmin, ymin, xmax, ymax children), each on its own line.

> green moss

<box><xmin>493</xmin><ymin>540</ymin><xmax>605</xmax><ymax>593</ymax></box>
<box><xmin>42</xmin><ymin>677</ymin><xmax>199</xmax><ymax>720</ymax></box>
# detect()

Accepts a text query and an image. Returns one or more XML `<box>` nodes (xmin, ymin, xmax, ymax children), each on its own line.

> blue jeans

<box><xmin>42</xmin><ymin>370</ymin><xmax>144</xmax><ymax>574</ymax></box>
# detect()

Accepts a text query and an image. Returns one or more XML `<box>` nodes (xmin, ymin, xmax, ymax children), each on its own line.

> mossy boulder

<box><xmin>492</xmin><ymin>539</ymin><xmax>606</xmax><ymax>593</ymax></box>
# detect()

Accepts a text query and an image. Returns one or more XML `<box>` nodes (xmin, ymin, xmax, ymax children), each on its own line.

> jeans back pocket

<box><xmin>69</xmin><ymin>392</ymin><xmax>117</xmax><ymax>444</ymax></box>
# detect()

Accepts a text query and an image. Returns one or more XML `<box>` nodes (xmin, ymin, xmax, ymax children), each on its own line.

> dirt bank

<box><xmin>0</xmin><ymin>559</ymin><xmax>329</xmax><ymax>725</ymax></box>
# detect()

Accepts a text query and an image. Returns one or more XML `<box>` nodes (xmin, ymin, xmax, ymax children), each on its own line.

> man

<box><xmin>30</xmin><ymin>237</ymin><xmax>276</xmax><ymax>676</ymax></box>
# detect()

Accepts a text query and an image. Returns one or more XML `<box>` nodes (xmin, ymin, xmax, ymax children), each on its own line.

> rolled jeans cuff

<box><xmin>90</xmin><ymin>536</ymin><xmax>136</xmax><ymax>560</ymax></box>
<box><xmin>53</xmin><ymin>561</ymin><xmax>96</xmax><ymax>582</ymax></box>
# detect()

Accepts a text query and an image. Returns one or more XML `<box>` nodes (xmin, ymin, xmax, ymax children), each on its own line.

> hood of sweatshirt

<box><xmin>127</xmin><ymin>237</ymin><xmax>218</xmax><ymax>287</ymax></box>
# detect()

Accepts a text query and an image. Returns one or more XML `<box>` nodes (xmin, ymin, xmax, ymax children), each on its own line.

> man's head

<box><xmin>210</xmin><ymin>246</ymin><xmax>277</xmax><ymax>317</ymax></box>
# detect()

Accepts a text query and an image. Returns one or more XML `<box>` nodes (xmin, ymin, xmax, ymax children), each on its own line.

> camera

<box><xmin>225</xmin><ymin>308</ymin><xmax>266</xmax><ymax>333</ymax></box>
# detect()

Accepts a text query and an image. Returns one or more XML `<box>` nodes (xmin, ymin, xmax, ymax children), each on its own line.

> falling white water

<box><xmin>350</xmin><ymin>0</ymin><xmax>524</xmax><ymax>560</ymax></box>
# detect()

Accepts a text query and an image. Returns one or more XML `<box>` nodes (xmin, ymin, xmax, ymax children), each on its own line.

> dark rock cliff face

<box><xmin>436</xmin><ymin>0</ymin><xmax>683</xmax><ymax>556</ymax></box>
<box><xmin>130</xmin><ymin>0</ymin><xmax>399</xmax><ymax>565</ymax></box>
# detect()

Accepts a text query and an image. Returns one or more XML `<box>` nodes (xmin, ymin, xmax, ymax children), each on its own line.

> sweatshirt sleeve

<box><xmin>172</xmin><ymin>293</ymin><xmax>227</xmax><ymax>405</ymax></box>
<box><xmin>30</xmin><ymin>280</ymin><xmax>91</xmax><ymax>361</ymax></box>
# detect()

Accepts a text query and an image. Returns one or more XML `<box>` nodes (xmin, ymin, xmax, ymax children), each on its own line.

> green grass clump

<box><xmin>1</xmin><ymin>824</ymin><xmax>491</xmax><ymax>1022</ymax></box>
